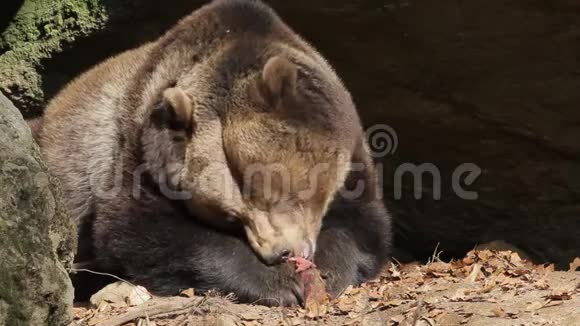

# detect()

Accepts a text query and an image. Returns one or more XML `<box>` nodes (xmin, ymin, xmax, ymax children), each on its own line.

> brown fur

<box><xmin>41</xmin><ymin>0</ymin><xmax>367</xmax><ymax>264</ymax></box>
<box><xmin>26</xmin><ymin>116</ymin><xmax>44</xmax><ymax>143</ymax></box>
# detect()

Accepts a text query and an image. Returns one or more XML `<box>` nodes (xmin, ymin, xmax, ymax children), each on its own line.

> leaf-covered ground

<box><xmin>71</xmin><ymin>250</ymin><xmax>580</xmax><ymax>326</ymax></box>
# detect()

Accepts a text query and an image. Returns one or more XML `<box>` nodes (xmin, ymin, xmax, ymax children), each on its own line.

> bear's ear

<box><xmin>260</xmin><ymin>56</ymin><xmax>297</xmax><ymax>105</ymax></box>
<box><xmin>152</xmin><ymin>87</ymin><xmax>194</xmax><ymax>131</ymax></box>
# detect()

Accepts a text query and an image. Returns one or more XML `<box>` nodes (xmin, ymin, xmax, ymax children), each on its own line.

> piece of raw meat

<box><xmin>289</xmin><ymin>257</ymin><xmax>330</xmax><ymax>314</ymax></box>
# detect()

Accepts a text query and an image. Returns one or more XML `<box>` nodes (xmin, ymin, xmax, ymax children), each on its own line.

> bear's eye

<box><xmin>226</xmin><ymin>215</ymin><xmax>237</xmax><ymax>223</ymax></box>
<box><xmin>224</xmin><ymin>210</ymin><xmax>242</xmax><ymax>223</ymax></box>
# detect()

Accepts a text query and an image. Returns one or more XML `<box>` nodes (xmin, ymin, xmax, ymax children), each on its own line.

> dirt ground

<box><xmin>71</xmin><ymin>250</ymin><xmax>580</xmax><ymax>326</ymax></box>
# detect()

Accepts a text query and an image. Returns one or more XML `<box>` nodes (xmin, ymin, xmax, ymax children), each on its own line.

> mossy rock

<box><xmin>0</xmin><ymin>92</ymin><xmax>76</xmax><ymax>325</ymax></box>
<box><xmin>0</xmin><ymin>0</ymin><xmax>107</xmax><ymax>116</ymax></box>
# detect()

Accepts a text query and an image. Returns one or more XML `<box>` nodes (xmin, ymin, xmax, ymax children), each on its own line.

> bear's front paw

<box><xmin>237</xmin><ymin>262</ymin><xmax>304</xmax><ymax>307</ymax></box>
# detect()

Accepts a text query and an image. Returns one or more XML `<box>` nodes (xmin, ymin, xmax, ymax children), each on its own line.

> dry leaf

<box><xmin>477</xmin><ymin>279</ymin><xmax>496</xmax><ymax>294</ymax></box>
<box><xmin>429</xmin><ymin>308</ymin><xmax>446</xmax><ymax>318</ymax></box>
<box><xmin>506</xmin><ymin>267</ymin><xmax>528</xmax><ymax>277</ymax></box>
<box><xmin>240</xmin><ymin>311</ymin><xmax>261</xmax><ymax>321</ymax></box>
<box><xmin>389</xmin><ymin>263</ymin><xmax>402</xmax><ymax>279</ymax></box>
<box><xmin>525</xmin><ymin>301</ymin><xmax>545</xmax><ymax>312</ymax></box>
<box><xmin>425</xmin><ymin>262</ymin><xmax>451</xmax><ymax>277</ymax></box>
<box><xmin>544</xmin><ymin>264</ymin><xmax>556</xmax><ymax>273</ymax></box>
<box><xmin>343</xmin><ymin>286</ymin><xmax>359</xmax><ymax>296</ymax></box>
<box><xmin>305</xmin><ymin>301</ymin><xmax>329</xmax><ymax>319</ymax></box>
<box><xmin>476</xmin><ymin>250</ymin><xmax>495</xmax><ymax>261</ymax></box>
<box><xmin>216</xmin><ymin>314</ymin><xmax>238</xmax><ymax>326</ymax></box>
<box><xmin>450</xmin><ymin>289</ymin><xmax>470</xmax><ymax>302</ymax></box>
<box><xmin>242</xmin><ymin>321</ymin><xmax>260</xmax><ymax>326</ymax></box>
<box><xmin>466</xmin><ymin>263</ymin><xmax>481</xmax><ymax>282</ymax></box>
<box><xmin>90</xmin><ymin>282</ymin><xmax>151</xmax><ymax>308</ymax></box>
<box><xmin>88</xmin><ymin>316</ymin><xmax>110</xmax><ymax>326</ymax></box>
<box><xmin>544</xmin><ymin>290</ymin><xmax>572</xmax><ymax>301</ymax></box>
<box><xmin>376</xmin><ymin>284</ymin><xmax>388</xmax><ymax>297</ymax></box>
<box><xmin>383</xmin><ymin>299</ymin><xmax>405</xmax><ymax>307</ymax></box>
<box><xmin>534</xmin><ymin>279</ymin><xmax>550</xmax><ymax>290</ymax></box>
<box><xmin>510</xmin><ymin>252</ymin><xmax>523</xmax><ymax>266</ymax></box>
<box><xmin>96</xmin><ymin>301</ymin><xmax>110</xmax><ymax>313</ymax></box>
<box><xmin>420</xmin><ymin>316</ymin><xmax>437</xmax><ymax>326</ymax></box>
<box><xmin>390</xmin><ymin>315</ymin><xmax>405</xmax><ymax>325</ymax></box>
<box><xmin>336</xmin><ymin>297</ymin><xmax>356</xmax><ymax>313</ymax></box>
<box><xmin>180</xmin><ymin>288</ymin><xmax>195</xmax><ymax>298</ymax></box>
<box><xmin>399</xmin><ymin>262</ymin><xmax>422</xmax><ymax>273</ymax></box>
<box><xmin>544</xmin><ymin>300</ymin><xmax>564</xmax><ymax>308</ymax></box>
<box><xmin>505</xmin><ymin>309</ymin><xmax>520</xmax><ymax>318</ymax></box>
<box><xmin>423</xmin><ymin>297</ymin><xmax>439</xmax><ymax>305</ymax></box>
<box><xmin>569</xmin><ymin>258</ymin><xmax>580</xmax><ymax>272</ymax></box>
<box><xmin>491</xmin><ymin>306</ymin><xmax>506</xmax><ymax>318</ymax></box>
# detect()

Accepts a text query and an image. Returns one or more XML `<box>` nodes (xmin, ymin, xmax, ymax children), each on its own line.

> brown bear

<box><xmin>38</xmin><ymin>0</ymin><xmax>392</xmax><ymax>305</ymax></box>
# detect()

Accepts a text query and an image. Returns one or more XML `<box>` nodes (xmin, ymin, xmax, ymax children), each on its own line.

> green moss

<box><xmin>0</xmin><ymin>0</ymin><xmax>107</xmax><ymax>114</ymax></box>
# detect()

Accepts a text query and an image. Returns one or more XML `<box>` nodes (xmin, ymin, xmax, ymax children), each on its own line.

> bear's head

<box><xmin>141</xmin><ymin>55</ymin><xmax>361</xmax><ymax>265</ymax></box>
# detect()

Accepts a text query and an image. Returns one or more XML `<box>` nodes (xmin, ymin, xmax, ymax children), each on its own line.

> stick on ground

<box><xmin>96</xmin><ymin>297</ymin><xmax>204</xmax><ymax>326</ymax></box>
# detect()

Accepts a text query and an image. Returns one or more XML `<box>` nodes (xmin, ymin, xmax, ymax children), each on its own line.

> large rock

<box><xmin>2</xmin><ymin>0</ymin><xmax>579</xmax><ymax>267</ymax></box>
<box><xmin>0</xmin><ymin>0</ymin><xmax>106</xmax><ymax>117</ymax></box>
<box><xmin>0</xmin><ymin>93</ymin><xmax>76</xmax><ymax>325</ymax></box>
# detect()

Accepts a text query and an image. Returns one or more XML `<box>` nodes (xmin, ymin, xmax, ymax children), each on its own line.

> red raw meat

<box><xmin>289</xmin><ymin>257</ymin><xmax>330</xmax><ymax>313</ymax></box>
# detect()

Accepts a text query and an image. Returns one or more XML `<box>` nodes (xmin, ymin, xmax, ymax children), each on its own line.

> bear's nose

<box><xmin>262</xmin><ymin>248</ymin><xmax>292</xmax><ymax>265</ymax></box>
<box><xmin>279</xmin><ymin>249</ymin><xmax>292</xmax><ymax>260</ymax></box>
